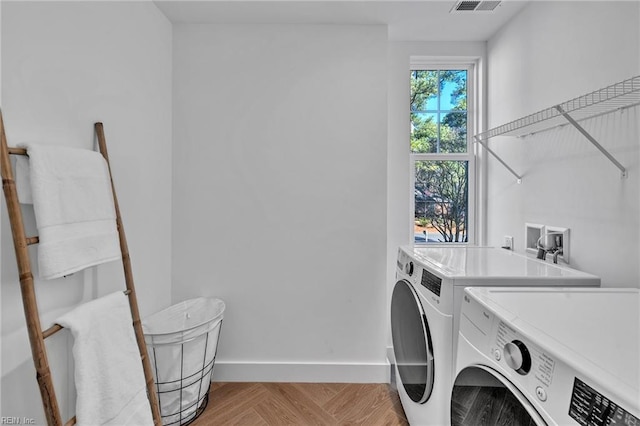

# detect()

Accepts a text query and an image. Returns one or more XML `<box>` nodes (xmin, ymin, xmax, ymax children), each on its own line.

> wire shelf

<box><xmin>474</xmin><ymin>75</ymin><xmax>639</xmax><ymax>181</ymax></box>
<box><xmin>476</xmin><ymin>75</ymin><xmax>640</xmax><ymax>141</ymax></box>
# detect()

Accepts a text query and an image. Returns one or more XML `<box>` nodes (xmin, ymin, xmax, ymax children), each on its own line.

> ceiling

<box><xmin>154</xmin><ymin>0</ymin><xmax>530</xmax><ymax>42</ymax></box>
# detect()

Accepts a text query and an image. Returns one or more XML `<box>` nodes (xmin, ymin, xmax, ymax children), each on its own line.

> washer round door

<box><xmin>451</xmin><ymin>366</ymin><xmax>546</xmax><ymax>426</ymax></box>
<box><xmin>391</xmin><ymin>279</ymin><xmax>435</xmax><ymax>404</ymax></box>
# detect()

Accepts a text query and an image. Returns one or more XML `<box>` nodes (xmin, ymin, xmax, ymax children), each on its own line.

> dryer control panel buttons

<box><xmin>504</xmin><ymin>340</ymin><xmax>532</xmax><ymax>375</ymax></box>
<box><xmin>420</xmin><ymin>268</ymin><xmax>442</xmax><ymax>297</ymax></box>
<box><xmin>405</xmin><ymin>261</ymin><xmax>414</xmax><ymax>276</ymax></box>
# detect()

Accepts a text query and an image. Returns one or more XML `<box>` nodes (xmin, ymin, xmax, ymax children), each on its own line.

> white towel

<box><xmin>56</xmin><ymin>292</ymin><xmax>154</xmax><ymax>426</ymax></box>
<box><xmin>18</xmin><ymin>143</ymin><xmax>121</xmax><ymax>279</ymax></box>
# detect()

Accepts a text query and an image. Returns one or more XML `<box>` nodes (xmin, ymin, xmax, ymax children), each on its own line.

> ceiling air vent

<box><xmin>451</xmin><ymin>1</ymin><xmax>502</xmax><ymax>12</ymax></box>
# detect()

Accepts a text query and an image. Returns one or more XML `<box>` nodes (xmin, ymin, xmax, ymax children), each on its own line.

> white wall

<box><xmin>0</xmin><ymin>1</ymin><xmax>172</xmax><ymax>421</ymax></box>
<box><xmin>172</xmin><ymin>24</ymin><xmax>389</xmax><ymax>382</ymax></box>
<box><xmin>485</xmin><ymin>1</ymin><xmax>640</xmax><ymax>287</ymax></box>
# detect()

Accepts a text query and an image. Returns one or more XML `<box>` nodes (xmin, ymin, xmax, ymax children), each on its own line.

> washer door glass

<box><xmin>391</xmin><ymin>279</ymin><xmax>434</xmax><ymax>404</ymax></box>
<box><xmin>451</xmin><ymin>366</ymin><xmax>547</xmax><ymax>426</ymax></box>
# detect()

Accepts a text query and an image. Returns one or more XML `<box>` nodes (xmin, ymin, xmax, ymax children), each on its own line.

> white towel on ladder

<box><xmin>56</xmin><ymin>292</ymin><xmax>154</xmax><ymax>426</ymax></box>
<box><xmin>17</xmin><ymin>143</ymin><xmax>121</xmax><ymax>279</ymax></box>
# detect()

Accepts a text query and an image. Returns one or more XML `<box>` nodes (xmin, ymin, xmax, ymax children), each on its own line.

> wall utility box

<box><xmin>525</xmin><ymin>223</ymin><xmax>570</xmax><ymax>264</ymax></box>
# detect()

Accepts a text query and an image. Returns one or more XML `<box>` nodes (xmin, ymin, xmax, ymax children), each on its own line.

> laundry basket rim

<box><xmin>143</xmin><ymin>297</ymin><xmax>225</xmax><ymax>337</ymax></box>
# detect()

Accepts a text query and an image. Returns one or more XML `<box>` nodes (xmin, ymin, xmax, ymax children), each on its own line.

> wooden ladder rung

<box><xmin>64</xmin><ymin>416</ymin><xmax>77</xmax><ymax>426</ymax></box>
<box><xmin>42</xmin><ymin>324</ymin><xmax>63</xmax><ymax>339</ymax></box>
<box><xmin>8</xmin><ymin>147</ymin><xmax>27</xmax><ymax>156</ymax></box>
<box><xmin>26</xmin><ymin>236</ymin><xmax>39</xmax><ymax>245</ymax></box>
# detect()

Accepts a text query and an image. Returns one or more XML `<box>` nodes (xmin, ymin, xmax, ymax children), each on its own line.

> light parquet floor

<box><xmin>191</xmin><ymin>382</ymin><xmax>409</xmax><ymax>426</ymax></box>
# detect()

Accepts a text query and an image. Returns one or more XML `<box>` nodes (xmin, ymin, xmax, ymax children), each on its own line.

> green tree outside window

<box><xmin>411</xmin><ymin>70</ymin><xmax>469</xmax><ymax>243</ymax></box>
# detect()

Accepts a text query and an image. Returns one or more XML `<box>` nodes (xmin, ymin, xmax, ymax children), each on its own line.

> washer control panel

<box><xmin>569</xmin><ymin>377</ymin><xmax>639</xmax><ymax>426</ymax></box>
<box><xmin>504</xmin><ymin>340</ymin><xmax>532</xmax><ymax>375</ymax></box>
<box><xmin>492</xmin><ymin>321</ymin><xmax>556</xmax><ymax>390</ymax></box>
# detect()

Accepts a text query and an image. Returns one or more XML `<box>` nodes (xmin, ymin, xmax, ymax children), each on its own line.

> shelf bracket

<box><xmin>474</xmin><ymin>135</ymin><xmax>523</xmax><ymax>183</ymax></box>
<box><xmin>554</xmin><ymin>105</ymin><xmax>628</xmax><ymax>178</ymax></box>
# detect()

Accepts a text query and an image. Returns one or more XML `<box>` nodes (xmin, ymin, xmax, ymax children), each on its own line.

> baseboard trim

<box><xmin>212</xmin><ymin>360</ymin><xmax>391</xmax><ymax>383</ymax></box>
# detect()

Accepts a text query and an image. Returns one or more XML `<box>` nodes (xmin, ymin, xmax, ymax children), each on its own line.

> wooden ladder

<box><xmin>0</xmin><ymin>110</ymin><xmax>162</xmax><ymax>426</ymax></box>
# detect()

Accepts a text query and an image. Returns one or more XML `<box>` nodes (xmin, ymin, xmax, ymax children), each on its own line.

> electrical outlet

<box><xmin>502</xmin><ymin>235</ymin><xmax>514</xmax><ymax>250</ymax></box>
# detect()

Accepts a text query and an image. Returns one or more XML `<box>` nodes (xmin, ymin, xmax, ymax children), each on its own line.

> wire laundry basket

<box><xmin>143</xmin><ymin>298</ymin><xmax>225</xmax><ymax>426</ymax></box>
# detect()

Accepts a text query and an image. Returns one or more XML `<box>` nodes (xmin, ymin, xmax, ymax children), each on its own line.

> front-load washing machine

<box><xmin>391</xmin><ymin>246</ymin><xmax>600</xmax><ymax>426</ymax></box>
<box><xmin>452</xmin><ymin>287</ymin><xmax>639</xmax><ymax>425</ymax></box>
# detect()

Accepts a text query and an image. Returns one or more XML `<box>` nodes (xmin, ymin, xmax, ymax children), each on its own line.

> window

<box><xmin>411</xmin><ymin>65</ymin><xmax>475</xmax><ymax>243</ymax></box>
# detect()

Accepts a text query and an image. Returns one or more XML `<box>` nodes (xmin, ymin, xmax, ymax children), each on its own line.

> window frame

<box><xmin>409</xmin><ymin>61</ymin><xmax>476</xmax><ymax>245</ymax></box>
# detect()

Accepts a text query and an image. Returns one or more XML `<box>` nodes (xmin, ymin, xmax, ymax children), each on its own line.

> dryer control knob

<box><xmin>504</xmin><ymin>340</ymin><xmax>531</xmax><ymax>375</ymax></box>
<box><xmin>405</xmin><ymin>261</ymin><xmax>414</xmax><ymax>276</ymax></box>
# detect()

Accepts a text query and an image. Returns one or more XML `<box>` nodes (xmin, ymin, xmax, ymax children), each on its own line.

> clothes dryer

<box><xmin>391</xmin><ymin>246</ymin><xmax>600</xmax><ymax>426</ymax></box>
<box><xmin>452</xmin><ymin>287</ymin><xmax>639</xmax><ymax>425</ymax></box>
